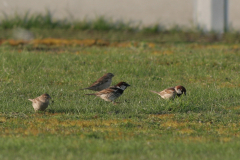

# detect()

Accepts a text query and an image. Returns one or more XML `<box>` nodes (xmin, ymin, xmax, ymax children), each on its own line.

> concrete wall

<box><xmin>0</xmin><ymin>0</ymin><xmax>239</xmax><ymax>30</ymax></box>
<box><xmin>229</xmin><ymin>0</ymin><xmax>240</xmax><ymax>30</ymax></box>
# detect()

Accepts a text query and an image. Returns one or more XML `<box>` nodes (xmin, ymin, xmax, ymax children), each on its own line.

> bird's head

<box><xmin>175</xmin><ymin>85</ymin><xmax>186</xmax><ymax>96</ymax></box>
<box><xmin>115</xmin><ymin>82</ymin><xmax>130</xmax><ymax>90</ymax></box>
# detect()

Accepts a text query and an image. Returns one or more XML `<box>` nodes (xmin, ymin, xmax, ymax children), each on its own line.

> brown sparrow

<box><xmin>82</xmin><ymin>73</ymin><xmax>114</xmax><ymax>91</ymax></box>
<box><xmin>28</xmin><ymin>93</ymin><xmax>51</xmax><ymax>112</ymax></box>
<box><xmin>85</xmin><ymin>82</ymin><xmax>130</xmax><ymax>103</ymax></box>
<box><xmin>150</xmin><ymin>85</ymin><xmax>186</xmax><ymax>100</ymax></box>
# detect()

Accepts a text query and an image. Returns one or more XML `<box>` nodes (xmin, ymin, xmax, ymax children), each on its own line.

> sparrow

<box><xmin>28</xmin><ymin>93</ymin><xmax>51</xmax><ymax>112</ymax></box>
<box><xmin>150</xmin><ymin>85</ymin><xmax>186</xmax><ymax>100</ymax></box>
<box><xmin>82</xmin><ymin>73</ymin><xmax>114</xmax><ymax>91</ymax></box>
<box><xmin>85</xmin><ymin>82</ymin><xmax>130</xmax><ymax>103</ymax></box>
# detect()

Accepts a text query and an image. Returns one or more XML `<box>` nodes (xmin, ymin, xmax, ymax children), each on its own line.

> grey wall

<box><xmin>0</xmin><ymin>0</ymin><xmax>239</xmax><ymax>30</ymax></box>
<box><xmin>229</xmin><ymin>0</ymin><xmax>240</xmax><ymax>30</ymax></box>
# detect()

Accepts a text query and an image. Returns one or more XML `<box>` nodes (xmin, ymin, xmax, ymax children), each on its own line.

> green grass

<box><xmin>1</xmin><ymin>137</ymin><xmax>240</xmax><ymax>160</ymax></box>
<box><xmin>0</xmin><ymin>32</ymin><xmax>240</xmax><ymax>159</ymax></box>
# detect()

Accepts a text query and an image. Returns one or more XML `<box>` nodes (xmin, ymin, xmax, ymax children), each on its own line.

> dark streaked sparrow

<box><xmin>150</xmin><ymin>85</ymin><xmax>186</xmax><ymax>100</ymax></box>
<box><xmin>82</xmin><ymin>73</ymin><xmax>114</xmax><ymax>91</ymax></box>
<box><xmin>28</xmin><ymin>93</ymin><xmax>51</xmax><ymax>112</ymax></box>
<box><xmin>85</xmin><ymin>82</ymin><xmax>130</xmax><ymax>103</ymax></box>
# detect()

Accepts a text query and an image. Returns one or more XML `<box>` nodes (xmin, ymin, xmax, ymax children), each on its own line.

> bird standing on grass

<box><xmin>28</xmin><ymin>93</ymin><xmax>51</xmax><ymax>112</ymax></box>
<box><xmin>85</xmin><ymin>82</ymin><xmax>130</xmax><ymax>104</ymax></box>
<box><xmin>81</xmin><ymin>73</ymin><xmax>114</xmax><ymax>91</ymax></box>
<box><xmin>150</xmin><ymin>85</ymin><xmax>186</xmax><ymax>100</ymax></box>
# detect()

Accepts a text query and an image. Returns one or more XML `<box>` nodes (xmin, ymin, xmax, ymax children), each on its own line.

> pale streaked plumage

<box><xmin>85</xmin><ymin>82</ymin><xmax>130</xmax><ymax>103</ymax></box>
<box><xmin>28</xmin><ymin>93</ymin><xmax>51</xmax><ymax>112</ymax></box>
<box><xmin>150</xmin><ymin>85</ymin><xmax>186</xmax><ymax>100</ymax></box>
<box><xmin>82</xmin><ymin>73</ymin><xmax>114</xmax><ymax>91</ymax></box>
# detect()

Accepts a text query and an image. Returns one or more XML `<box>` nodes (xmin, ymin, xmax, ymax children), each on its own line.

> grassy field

<box><xmin>0</xmin><ymin>30</ymin><xmax>240</xmax><ymax>159</ymax></box>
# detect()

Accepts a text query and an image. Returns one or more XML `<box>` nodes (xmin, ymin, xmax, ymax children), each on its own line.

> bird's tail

<box><xmin>28</xmin><ymin>99</ymin><xmax>33</xmax><ymax>102</ymax></box>
<box><xmin>150</xmin><ymin>90</ymin><xmax>159</xmax><ymax>94</ymax></box>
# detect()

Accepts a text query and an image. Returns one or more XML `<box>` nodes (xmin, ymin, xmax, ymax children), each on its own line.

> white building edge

<box><xmin>0</xmin><ymin>0</ymin><xmax>239</xmax><ymax>32</ymax></box>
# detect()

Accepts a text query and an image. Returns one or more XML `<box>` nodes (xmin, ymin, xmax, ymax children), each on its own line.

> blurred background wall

<box><xmin>0</xmin><ymin>0</ymin><xmax>239</xmax><ymax>30</ymax></box>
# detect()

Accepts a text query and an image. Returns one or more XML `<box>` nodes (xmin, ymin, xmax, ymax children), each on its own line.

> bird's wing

<box><xmin>87</xmin><ymin>76</ymin><xmax>110</xmax><ymax>87</ymax></box>
<box><xmin>164</xmin><ymin>87</ymin><xmax>175</xmax><ymax>93</ymax></box>
<box><xmin>159</xmin><ymin>88</ymin><xmax>175</xmax><ymax>98</ymax></box>
<box><xmin>96</xmin><ymin>86</ymin><xmax>119</xmax><ymax>95</ymax></box>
